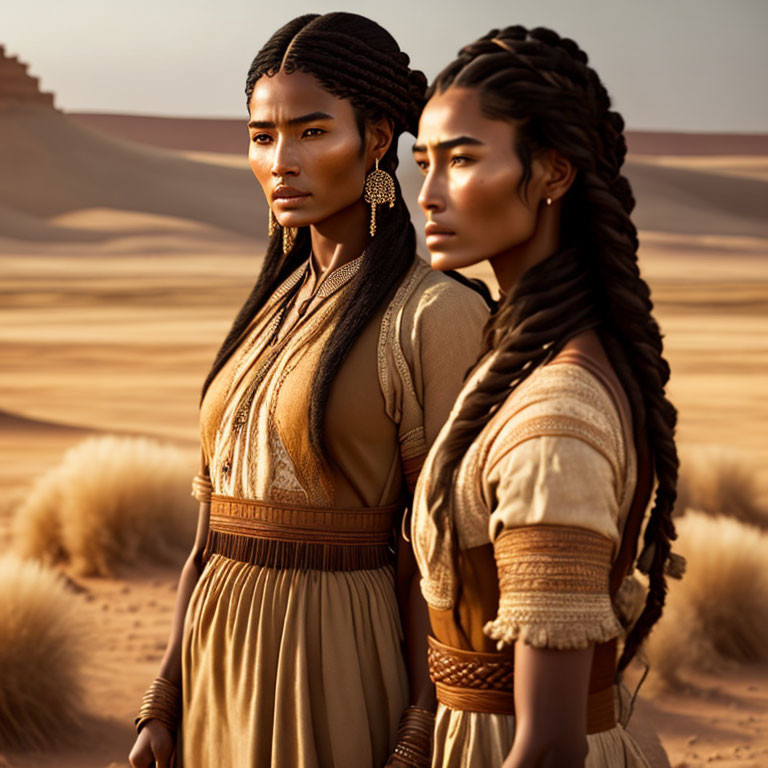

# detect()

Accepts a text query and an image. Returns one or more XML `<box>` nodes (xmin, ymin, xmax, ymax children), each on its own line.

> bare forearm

<box><xmin>404</xmin><ymin>573</ymin><xmax>436</xmax><ymax>709</ymax></box>
<box><xmin>502</xmin><ymin>643</ymin><xmax>592</xmax><ymax>768</ymax></box>
<box><xmin>396</xmin><ymin>534</ymin><xmax>436</xmax><ymax>710</ymax></box>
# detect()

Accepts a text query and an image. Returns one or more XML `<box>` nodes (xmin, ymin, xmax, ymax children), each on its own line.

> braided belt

<box><xmin>427</xmin><ymin>635</ymin><xmax>617</xmax><ymax>734</ymax></box>
<box><xmin>204</xmin><ymin>494</ymin><xmax>400</xmax><ymax>572</ymax></box>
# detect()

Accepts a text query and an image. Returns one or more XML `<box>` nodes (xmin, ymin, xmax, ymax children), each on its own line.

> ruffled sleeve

<box><xmin>482</xmin><ymin>367</ymin><xmax>628</xmax><ymax>650</ymax></box>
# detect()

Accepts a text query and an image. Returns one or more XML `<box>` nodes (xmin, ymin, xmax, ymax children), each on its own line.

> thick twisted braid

<box><xmin>425</xmin><ymin>26</ymin><xmax>678</xmax><ymax>670</ymax></box>
<box><xmin>202</xmin><ymin>13</ymin><xmax>432</xmax><ymax>452</ymax></box>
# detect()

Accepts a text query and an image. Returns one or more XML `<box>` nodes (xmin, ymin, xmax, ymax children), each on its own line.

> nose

<box><xmin>417</xmin><ymin>167</ymin><xmax>446</xmax><ymax>215</ymax></box>
<box><xmin>271</xmin><ymin>136</ymin><xmax>300</xmax><ymax>178</ymax></box>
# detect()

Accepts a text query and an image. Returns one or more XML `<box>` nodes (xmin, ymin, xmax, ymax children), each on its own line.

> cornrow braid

<box><xmin>424</xmin><ymin>26</ymin><xmax>679</xmax><ymax>671</ymax></box>
<box><xmin>202</xmin><ymin>13</ymin><xmax>430</xmax><ymax>456</ymax></box>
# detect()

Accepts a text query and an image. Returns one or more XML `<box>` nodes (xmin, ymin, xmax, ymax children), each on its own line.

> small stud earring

<box><xmin>546</xmin><ymin>196</ymin><xmax>553</xmax><ymax>206</ymax></box>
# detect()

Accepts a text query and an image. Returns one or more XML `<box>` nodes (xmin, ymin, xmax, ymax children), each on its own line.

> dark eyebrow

<box><xmin>412</xmin><ymin>135</ymin><xmax>485</xmax><ymax>153</ymax></box>
<box><xmin>248</xmin><ymin>111</ymin><xmax>334</xmax><ymax>129</ymax></box>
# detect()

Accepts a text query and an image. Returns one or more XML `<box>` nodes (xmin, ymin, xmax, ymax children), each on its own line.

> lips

<box><xmin>425</xmin><ymin>221</ymin><xmax>456</xmax><ymax>237</ymax></box>
<box><xmin>272</xmin><ymin>185</ymin><xmax>310</xmax><ymax>202</ymax></box>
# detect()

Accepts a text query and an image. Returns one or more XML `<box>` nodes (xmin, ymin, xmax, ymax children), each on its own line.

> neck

<box><xmin>490</xmin><ymin>202</ymin><xmax>562</xmax><ymax>295</ymax></box>
<box><xmin>309</xmin><ymin>198</ymin><xmax>370</xmax><ymax>276</ymax></box>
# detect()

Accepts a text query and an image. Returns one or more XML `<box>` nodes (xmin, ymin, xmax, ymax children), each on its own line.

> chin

<box><xmin>275</xmin><ymin>212</ymin><xmax>314</xmax><ymax>229</ymax></box>
<box><xmin>427</xmin><ymin>248</ymin><xmax>485</xmax><ymax>272</ymax></box>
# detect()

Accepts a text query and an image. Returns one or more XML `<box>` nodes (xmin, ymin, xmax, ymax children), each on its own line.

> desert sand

<box><xmin>1</xmin><ymin>107</ymin><xmax>767</xmax><ymax>767</ymax></box>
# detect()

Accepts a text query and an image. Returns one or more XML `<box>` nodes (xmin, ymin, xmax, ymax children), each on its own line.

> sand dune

<box><xmin>623</xmin><ymin>159</ymin><xmax>768</xmax><ymax>238</ymax></box>
<box><xmin>69</xmin><ymin>113</ymin><xmax>768</xmax><ymax>158</ymax></box>
<box><xmin>69</xmin><ymin>112</ymin><xmax>250</xmax><ymax>155</ymax></box>
<box><xmin>3</xmin><ymin>107</ymin><xmax>766</xmax><ymax>242</ymax></box>
<box><xmin>0</xmin><ymin>106</ymin><xmax>264</xmax><ymax>240</ymax></box>
<box><xmin>625</xmin><ymin>130</ymin><xmax>768</xmax><ymax>156</ymax></box>
<box><xmin>0</xmin><ymin>408</ymin><xmax>94</xmax><ymax>434</ymax></box>
<box><xmin>0</xmin><ymin>203</ymin><xmax>107</xmax><ymax>243</ymax></box>
<box><xmin>635</xmin><ymin>155</ymin><xmax>768</xmax><ymax>182</ymax></box>
<box><xmin>397</xmin><ymin>156</ymin><xmax>768</xmax><ymax>240</ymax></box>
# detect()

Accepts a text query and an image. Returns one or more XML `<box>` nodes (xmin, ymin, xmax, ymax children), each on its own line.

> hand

<box><xmin>129</xmin><ymin>719</ymin><xmax>176</xmax><ymax>768</ymax></box>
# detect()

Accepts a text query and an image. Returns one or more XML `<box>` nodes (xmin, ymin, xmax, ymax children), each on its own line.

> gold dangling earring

<box><xmin>363</xmin><ymin>158</ymin><xmax>396</xmax><ymax>237</ymax></box>
<box><xmin>269</xmin><ymin>205</ymin><xmax>296</xmax><ymax>253</ymax></box>
<box><xmin>282</xmin><ymin>224</ymin><xmax>297</xmax><ymax>254</ymax></box>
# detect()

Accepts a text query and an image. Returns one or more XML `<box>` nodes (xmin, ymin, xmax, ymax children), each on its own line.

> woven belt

<box><xmin>203</xmin><ymin>494</ymin><xmax>400</xmax><ymax>571</ymax></box>
<box><xmin>427</xmin><ymin>635</ymin><xmax>617</xmax><ymax>734</ymax></box>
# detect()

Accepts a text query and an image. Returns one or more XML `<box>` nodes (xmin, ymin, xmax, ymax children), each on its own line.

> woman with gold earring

<box><xmin>128</xmin><ymin>12</ymin><xmax>490</xmax><ymax>768</ymax></box>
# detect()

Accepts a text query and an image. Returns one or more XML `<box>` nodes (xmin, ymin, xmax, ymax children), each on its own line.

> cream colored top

<box><xmin>412</xmin><ymin>346</ymin><xmax>638</xmax><ymax>649</ymax></box>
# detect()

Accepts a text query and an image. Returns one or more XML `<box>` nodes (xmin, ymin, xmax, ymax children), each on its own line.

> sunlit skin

<box><xmin>415</xmin><ymin>87</ymin><xmax>595</xmax><ymax>768</ymax></box>
<box><xmin>248</xmin><ymin>69</ymin><xmax>392</xmax><ymax>276</ymax></box>
<box><xmin>413</xmin><ymin>87</ymin><xmax>575</xmax><ymax>294</ymax></box>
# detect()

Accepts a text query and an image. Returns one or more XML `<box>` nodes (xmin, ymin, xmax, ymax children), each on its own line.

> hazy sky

<box><xmin>4</xmin><ymin>0</ymin><xmax>767</xmax><ymax>132</ymax></box>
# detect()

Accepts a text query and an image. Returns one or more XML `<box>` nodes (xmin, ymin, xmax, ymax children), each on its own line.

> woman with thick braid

<box><xmin>128</xmin><ymin>13</ymin><xmax>490</xmax><ymax>768</ymax></box>
<box><xmin>410</xmin><ymin>26</ymin><xmax>681</xmax><ymax>767</ymax></box>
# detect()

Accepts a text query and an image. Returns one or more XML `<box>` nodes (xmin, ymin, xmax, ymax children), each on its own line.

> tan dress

<box><xmin>179</xmin><ymin>255</ymin><xmax>489</xmax><ymax>768</ymax></box>
<box><xmin>412</xmin><ymin>337</ymin><xmax>665</xmax><ymax>768</ymax></box>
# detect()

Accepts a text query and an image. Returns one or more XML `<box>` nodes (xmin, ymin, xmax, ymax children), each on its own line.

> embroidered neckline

<box><xmin>315</xmin><ymin>252</ymin><xmax>365</xmax><ymax>298</ymax></box>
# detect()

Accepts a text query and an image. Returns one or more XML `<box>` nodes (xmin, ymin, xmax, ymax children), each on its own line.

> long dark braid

<box><xmin>424</xmin><ymin>26</ymin><xmax>678</xmax><ymax>671</ymax></box>
<box><xmin>201</xmin><ymin>13</ymin><xmax>428</xmax><ymax>450</ymax></box>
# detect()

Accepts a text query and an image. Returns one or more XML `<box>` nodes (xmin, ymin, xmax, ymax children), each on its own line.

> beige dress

<box><xmin>179</xmin><ymin>255</ymin><xmax>489</xmax><ymax>768</ymax></box>
<box><xmin>412</xmin><ymin>338</ymin><xmax>664</xmax><ymax>768</ymax></box>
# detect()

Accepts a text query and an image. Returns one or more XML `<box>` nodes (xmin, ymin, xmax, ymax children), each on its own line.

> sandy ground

<box><xmin>2</xmin><ymin>218</ymin><xmax>767</xmax><ymax>767</ymax></box>
<box><xmin>2</xmin><ymin>112</ymin><xmax>768</xmax><ymax>766</ymax></box>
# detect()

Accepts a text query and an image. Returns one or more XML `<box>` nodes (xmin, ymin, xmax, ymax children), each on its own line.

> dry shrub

<box><xmin>675</xmin><ymin>446</ymin><xmax>768</xmax><ymax>528</ymax></box>
<box><xmin>645</xmin><ymin>511</ymin><xmax>768</xmax><ymax>687</ymax></box>
<box><xmin>14</xmin><ymin>435</ymin><xmax>197</xmax><ymax>576</ymax></box>
<box><xmin>0</xmin><ymin>555</ymin><xmax>85</xmax><ymax>749</ymax></box>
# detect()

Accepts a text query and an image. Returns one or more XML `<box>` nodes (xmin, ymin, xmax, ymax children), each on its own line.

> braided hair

<box><xmin>201</xmin><ymin>13</ymin><xmax>427</xmax><ymax>448</ymax></box>
<box><xmin>425</xmin><ymin>26</ymin><xmax>678</xmax><ymax>671</ymax></box>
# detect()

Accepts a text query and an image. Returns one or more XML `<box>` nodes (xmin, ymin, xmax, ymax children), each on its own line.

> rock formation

<box><xmin>0</xmin><ymin>45</ymin><xmax>55</xmax><ymax>108</ymax></box>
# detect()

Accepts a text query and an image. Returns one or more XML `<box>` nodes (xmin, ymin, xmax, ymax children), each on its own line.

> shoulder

<box><xmin>405</xmin><ymin>261</ymin><xmax>490</xmax><ymax>322</ymax></box>
<box><xmin>482</xmin><ymin>361</ymin><xmax>627</xmax><ymax>544</ymax></box>
<box><xmin>387</xmin><ymin>260</ymin><xmax>490</xmax><ymax>346</ymax></box>
<box><xmin>378</xmin><ymin>258</ymin><xmax>489</xmax><ymax>373</ymax></box>
<box><xmin>486</xmin><ymin>357</ymin><xmax>625</xmax><ymax>481</ymax></box>
<box><xmin>375</xmin><ymin>259</ymin><xmax>490</xmax><ymax>430</ymax></box>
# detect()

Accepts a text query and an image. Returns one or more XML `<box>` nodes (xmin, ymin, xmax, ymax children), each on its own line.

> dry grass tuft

<box><xmin>646</xmin><ymin>511</ymin><xmax>768</xmax><ymax>688</ymax></box>
<box><xmin>675</xmin><ymin>446</ymin><xmax>768</xmax><ymax>528</ymax></box>
<box><xmin>0</xmin><ymin>555</ymin><xmax>85</xmax><ymax>749</ymax></box>
<box><xmin>14</xmin><ymin>435</ymin><xmax>197</xmax><ymax>576</ymax></box>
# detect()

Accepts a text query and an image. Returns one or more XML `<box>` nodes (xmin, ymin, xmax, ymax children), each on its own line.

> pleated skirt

<box><xmin>432</xmin><ymin>702</ymin><xmax>669</xmax><ymax>768</ymax></box>
<box><xmin>179</xmin><ymin>554</ymin><xmax>409</xmax><ymax>768</ymax></box>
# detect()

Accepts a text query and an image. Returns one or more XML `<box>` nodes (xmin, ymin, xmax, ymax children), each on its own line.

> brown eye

<box><xmin>251</xmin><ymin>133</ymin><xmax>272</xmax><ymax>144</ymax></box>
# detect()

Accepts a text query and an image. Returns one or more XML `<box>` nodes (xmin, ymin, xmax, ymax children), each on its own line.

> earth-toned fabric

<box><xmin>179</xmin><ymin>255</ymin><xmax>489</xmax><ymax>768</ymax></box>
<box><xmin>486</xmin><ymin>524</ymin><xmax>621</xmax><ymax>650</ymax></box>
<box><xmin>411</xmin><ymin>338</ymin><xmax>666</xmax><ymax>767</ymax></box>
